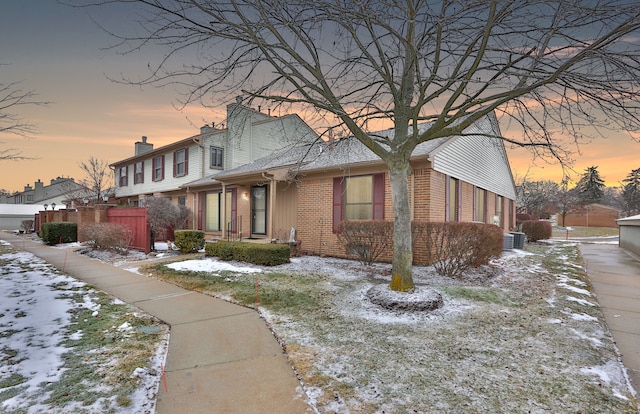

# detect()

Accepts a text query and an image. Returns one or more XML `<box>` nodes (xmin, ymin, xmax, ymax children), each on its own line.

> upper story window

<box><xmin>210</xmin><ymin>146</ymin><xmax>224</xmax><ymax>169</ymax></box>
<box><xmin>118</xmin><ymin>166</ymin><xmax>128</xmax><ymax>187</ymax></box>
<box><xmin>173</xmin><ymin>148</ymin><xmax>188</xmax><ymax>177</ymax></box>
<box><xmin>153</xmin><ymin>155</ymin><xmax>164</xmax><ymax>181</ymax></box>
<box><xmin>134</xmin><ymin>161</ymin><xmax>144</xmax><ymax>184</ymax></box>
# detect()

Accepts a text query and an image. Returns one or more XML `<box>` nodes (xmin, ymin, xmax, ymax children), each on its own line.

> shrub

<box><xmin>516</xmin><ymin>213</ymin><xmax>533</xmax><ymax>228</ymax></box>
<box><xmin>413</xmin><ymin>222</ymin><xmax>503</xmax><ymax>278</ymax></box>
<box><xmin>41</xmin><ymin>222</ymin><xmax>77</xmax><ymax>245</ymax></box>
<box><xmin>205</xmin><ymin>241</ymin><xmax>290</xmax><ymax>266</ymax></box>
<box><xmin>20</xmin><ymin>219</ymin><xmax>34</xmax><ymax>233</ymax></box>
<box><xmin>337</xmin><ymin>220</ymin><xmax>394</xmax><ymax>265</ymax></box>
<box><xmin>81</xmin><ymin>223</ymin><xmax>134</xmax><ymax>253</ymax></box>
<box><xmin>521</xmin><ymin>220</ymin><xmax>552</xmax><ymax>242</ymax></box>
<box><xmin>174</xmin><ymin>230</ymin><xmax>205</xmax><ymax>253</ymax></box>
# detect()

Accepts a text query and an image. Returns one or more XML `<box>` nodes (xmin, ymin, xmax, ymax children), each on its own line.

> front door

<box><xmin>251</xmin><ymin>185</ymin><xmax>267</xmax><ymax>235</ymax></box>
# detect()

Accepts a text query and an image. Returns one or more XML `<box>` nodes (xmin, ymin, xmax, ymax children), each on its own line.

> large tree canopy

<box><xmin>84</xmin><ymin>0</ymin><xmax>640</xmax><ymax>290</ymax></box>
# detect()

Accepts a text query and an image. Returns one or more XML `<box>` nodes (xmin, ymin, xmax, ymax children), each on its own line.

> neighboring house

<box><xmin>192</xmin><ymin>113</ymin><xmax>517</xmax><ymax>261</ymax></box>
<box><xmin>618</xmin><ymin>214</ymin><xmax>640</xmax><ymax>257</ymax></box>
<box><xmin>109</xmin><ymin>101</ymin><xmax>318</xmax><ymax>225</ymax></box>
<box><xmin>0</xmin><ymin>177</ymin><xmax>84</xmax><ymax>207</ymax></box>
<box><xmin>565</xmin><ymin>203</ymin><xmax>620</xmax><ymax>228</ymax></box>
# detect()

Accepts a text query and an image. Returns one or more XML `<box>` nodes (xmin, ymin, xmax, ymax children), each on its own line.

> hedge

<box><xmin>40</xmin><ymin>222</ymin><xmax>77</xmax><ymax>245</ymax></box>
<box><xmin>521</xmin><ymin>220</ymin><xmax>552</xmax><ymax>242</ymax></box>
<box><xmin>174</xmin><ymin>230</ymin><xmax>205</xmax><ymax>253</ymax></box>
<box><xmin>205</xmin><ymin>241</ymin><xmax>290</xmax><ymax>266</ymax></box>
<box><xmin>337</xmin><ymin>220</ymin><xmax>394</xmax><ymax>265</ymax></box>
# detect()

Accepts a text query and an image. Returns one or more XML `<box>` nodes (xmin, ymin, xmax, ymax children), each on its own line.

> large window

<box><xmin>446</xmin><ymin>177</ymin><xmax>460</xmax><ymax>222</ymax></box>
<box><xmin>205</xmin><ymin>190</ymin><xmax>236</xmax><ymax>232</ymax></box>
<box><xmin>173</xmin><ymin>148</ymin><xmax>188</xmax><ymax>177</ymax></box>
<box><xmin>210</xmin><ymin>146</ymin><xmax>224</xmax><ymax>169</ymax></box>
<box><xmin>118</xmin><ymin>166</ymin><xmax>128</xmax><ymax>187</ymax></box>
<box><xmin>332</xmin><ymin>173</ymin><xmax>385</xmax><ymax>232</ymax></box>
<box><xmin>345</xmin><ymin>176</ymin><xmax>373</xmax><ymax>220</ymax></box>
<box><xmin>134</xmin><ymin>161</ymin><xmax>144</xmax><ymax>184</ymax></box>
<box><xmin>153</xmin><ymin>156</ymin><xmax>164</xmax><ymax>181</ymax></box>
<box><xmin>474</xmin><ymin>187</ymin><xmax>487</xmax><ymax>223</ymax></box>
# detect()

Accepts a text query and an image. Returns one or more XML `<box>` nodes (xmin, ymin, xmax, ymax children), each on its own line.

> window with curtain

<box><xmin>475</xmin><ymin>187</ymin><xmax>487</xmax><ymax>222</ymax></box>
<box><xmin>345</xmin><ymin>175</ymin><xmax>373</xmax><ymax>220</ymax></box>
<box><xmin>447</xmin><ymin>177</ymin><xmax>460</xmax><ymax>222</ymax></box>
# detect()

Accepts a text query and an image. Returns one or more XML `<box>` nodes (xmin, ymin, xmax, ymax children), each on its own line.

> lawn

<box><xmin>553</xmin><ymin>226</ymin><xmax>619</xmax><ymax>238</ymax></box>
<box><xmin>135</xmin><ymin>241</ymin><xmax>638</xmax><ymax>413</ymax></box>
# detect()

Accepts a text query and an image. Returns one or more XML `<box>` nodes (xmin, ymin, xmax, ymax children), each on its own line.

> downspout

<box><xmin>191</xmin><ymin>136</ymin><xmax>206</xmax><ymax>178</ymax></box>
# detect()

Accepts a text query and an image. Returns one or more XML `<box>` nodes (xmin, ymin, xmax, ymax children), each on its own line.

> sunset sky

<box><xmin>1</xmin><ymin>1</ymin><xmax>639</xmax><ymax>194</ymax></box>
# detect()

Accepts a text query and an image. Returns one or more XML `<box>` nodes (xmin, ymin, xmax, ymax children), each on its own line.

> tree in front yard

<box><xmin>84</xmin><ymin>0</ymin><xmax>640</xmax><ymax>291</ymax></box>
<box><xmin>144</xmin><ymin>197</ymin><xmax>192</xmax><ymax>251</ymax></box>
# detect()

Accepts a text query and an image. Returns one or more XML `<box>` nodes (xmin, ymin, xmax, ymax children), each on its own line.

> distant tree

<box><xmin>78</xmin><ymin>157</ymin><xmax>113</xmax><ymax>203</ymax></box>
<box><xmin>555</xmin><ymin>178</ymin><xmax>579</xmax><ymax>227</ymax></box>
<box><xmin>601</xmin><ymin>186</ymin><xmax>624</xmax><ymax>211</ymax></box>
<box><xmin>144</xmin><ymin>197</ymin><xmax>193</xmax><ymax>251</ymax></box>
<box><xmin>0</xmin><ymin>69</ymin><xmax>48</xmax><ymax>161</ymax></box>
<box><xmin>575</xmin><ymin>166</ymin><xmax>605</xmax><ymax>206</ymax></box>
<box><xmin>516</xmin><ymin>178</ymin><xmax>558</xmax><ymax>218</ymax></box>
<box><xmin>622</xmin><ymin>167</ymin><xmax>640</xmax><ymax>215</ymax></box>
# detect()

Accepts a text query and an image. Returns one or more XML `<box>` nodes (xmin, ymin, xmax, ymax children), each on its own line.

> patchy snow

<box><xmin>166</xmin><ymin>258</ymin><xmax>263</xmax><ymax>274</ymax></box>
<box><xmin>0</xmin><ymin>239</ymin><xmax>165</xmax><ymax>413</ymax></box>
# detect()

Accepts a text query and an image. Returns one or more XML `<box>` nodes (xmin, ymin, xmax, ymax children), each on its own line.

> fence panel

<box><xmin>107</xmin><ymin>207</ymin><xmax>150</xmax><ymax>253</ymax></box>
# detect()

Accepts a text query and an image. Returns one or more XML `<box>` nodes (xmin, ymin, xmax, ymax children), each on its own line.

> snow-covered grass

<box><xmin>0</xmin><ymin>240</ymin><xmax>168</xmax><ymax>414</ymax></box>
<box><xmin>134</xmin><ymin>241</ymin><xmax>638</xmax><ymax>413</ymax></box>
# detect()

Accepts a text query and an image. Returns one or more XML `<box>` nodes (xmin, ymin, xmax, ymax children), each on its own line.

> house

<box><xmin>109</xmin><ymin>100</ymin><xmax>318</xmax><ymax>228</ymax></box>
<box><xmin>564</xmin><ymin>203</ymin><xmax>620</xmax><ymax>228</ymax></box>
<box><xmin>0</xmin><ymin>204</ymin><xmax>44</xmax><ymax>231</ymax></box>
<box><xmin>618</xmin><ymin>214</ymin><xmax>640</xmax><ymax>257</ymax></box>
<box><xmin>0</xmin><ymin>177</ymin><xmax>85</xmax><ymax>207</ymax></box>
<box><xmin>195</xmin><ymin>113</ymin><xmax>517</xmax><ymax>261</ymax></box>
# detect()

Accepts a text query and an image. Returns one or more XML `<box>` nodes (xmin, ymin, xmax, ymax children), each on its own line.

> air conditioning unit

<box><xmin>503</xmin><ymin>233</ymin><xmax>514</xmax><ymax>251</ymax></box>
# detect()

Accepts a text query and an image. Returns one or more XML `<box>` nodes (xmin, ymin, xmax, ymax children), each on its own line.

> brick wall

<box><xmin>565</xmin><ymin>205</ymin><xmax>620</xmax><ymax>228</ymax></box>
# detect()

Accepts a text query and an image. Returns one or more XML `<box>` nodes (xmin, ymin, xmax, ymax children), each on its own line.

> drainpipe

<box><xmin>191</xmin><ymin>136</ymin><xmax>206</xmax><ymax>178</ymax></box>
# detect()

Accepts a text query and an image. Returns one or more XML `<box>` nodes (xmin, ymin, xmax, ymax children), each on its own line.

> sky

<box><xmin>1</xmin><ymin>0</ymin><xmax>639</xmax><ymax>194</ymax></box>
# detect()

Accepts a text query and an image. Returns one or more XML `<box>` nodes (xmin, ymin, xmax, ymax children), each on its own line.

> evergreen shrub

<box><xmin>205</xmin><ymin>241</ymin><xmax>290</xmax><ymax>266</ymax></box>
<box><xmin>41</xmin><ymin>222</ymin><xmax>77</xmax><ymax>245</ymax></box>
<box><xmin>174</xmin><ymin>230</ymin><xmax>205</xmax><ymax>253</ymax></box>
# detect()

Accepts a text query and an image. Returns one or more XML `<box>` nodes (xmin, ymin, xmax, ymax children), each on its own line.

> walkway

<box><xmin>2</xmin><ymin>232</ymin><xmax>312</xmax><ymax>414</ymax></box>
<box><xmin>580</xmin><ymin>243</ymin><xmax>640</xmax><ymax>397</ymax></box>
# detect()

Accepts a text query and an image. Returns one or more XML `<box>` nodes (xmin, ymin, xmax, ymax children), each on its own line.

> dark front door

<box><xmin>251</xmin><ymin>185</ymin><xmax>267</xmax><ymax>235</ymax></box>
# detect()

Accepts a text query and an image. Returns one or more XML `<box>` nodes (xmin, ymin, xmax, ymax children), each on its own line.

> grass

<box><xmin>136</xmin><ymin>245</ymin><xmax>638</xmax><ymax>413</ymax></box>
<box><xmin>0</xmin><ymin>243</ymin><xmax>168</xmax><ymax>413</ymax></box>
<box><xmin>553</xmin><ymin>225</ymin><xmax>619</xmax><ymax>238</ymax></box>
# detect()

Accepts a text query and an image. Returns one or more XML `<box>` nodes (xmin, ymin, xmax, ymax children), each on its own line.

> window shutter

<box><xmin>172</xmin><ymin>151</ymin><xmax>177</xmax><ymax>177</ymax></box>
<box><xmin>197</xmin><ymin>191</ymin><xmax>204</xmax><ymax>230</ymax></box>
<box><xmin>161</xmin><ymin>155</ymin><xmax>165</xmax><ymax>180</ymax></box>
<box><xmin>372</xmin><ymin>173</ymin><xmax>385</xmax><ymax>220</ymax></box>
<box><xmin>184</xmin><ymin>148</ymin><xmax>189</xmax><ymax>175</ymax></box>
<box><xmin>332</xmin><ymin>177</ymin><xmax>344</xmax><ymax>233</ymax></box>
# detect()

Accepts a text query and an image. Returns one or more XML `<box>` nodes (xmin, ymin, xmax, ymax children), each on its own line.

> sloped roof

<box><xmin>0</xmin><ymin>204</ymin><xmax>45</xmax><ymax>216</ymax></box>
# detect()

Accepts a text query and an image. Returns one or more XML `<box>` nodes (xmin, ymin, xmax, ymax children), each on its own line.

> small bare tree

<box><xmin>78</xmin><ymin>157</ymin><xmax>113</xmax><ymax>203</ymax></box>
<box><xmin>1</xmin><ymin>67</ymin><xmax>49</xmax><ymax>161</ymax></box>
<box><xmin>144</xmin><ymin>197</ymin><xmax>192</xmax><ymax>250</ymax></box>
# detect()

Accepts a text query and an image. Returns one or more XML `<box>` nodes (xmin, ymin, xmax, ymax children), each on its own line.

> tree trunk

<box><xmin>388</xmin><ymin>158</ymin><xmax>414</xmax><ymax>292</ymax></box>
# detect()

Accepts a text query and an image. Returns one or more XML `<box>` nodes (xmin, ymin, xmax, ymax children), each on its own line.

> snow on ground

<box><xmin>0</xmin><ymin>240</ymin><xmax>165</xmax><ymax>413</ymax></box>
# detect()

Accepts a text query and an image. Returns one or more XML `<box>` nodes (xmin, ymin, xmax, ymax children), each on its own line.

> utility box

<box><xmin>510</xmin><ymin>232</ymin><xmax>525</xmax><ymax>249</ymax></box>
<box><xmin>503</xmin><ymin>233</ymin><xmax>514</xmax><ymax>251</ymax></box>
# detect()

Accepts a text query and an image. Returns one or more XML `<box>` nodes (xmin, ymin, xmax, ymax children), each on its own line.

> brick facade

<box><xmin>565</xmin><ymin>204</ymin><xmax>620</xmax><ymax>228</ymax></box>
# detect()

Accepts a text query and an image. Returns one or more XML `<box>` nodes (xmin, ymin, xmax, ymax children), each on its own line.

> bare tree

<box><xmin>144</xmin><ymin>197</ymin><xmax>192</xmax><ymax>250</ymax></box>
<box><xmin>0</xmin><ymin>68</ymin><xmax>48</xmax><ymax>161</ymax></box>
<box><xmin>84</xmin><ymin>0</ymin><xmax>640</xmax><ymax>291</ymax></box>
<box><xmin>78</xmin><ymin>157</ymin><xmax>113</xmax><ymax>203</ymax></box>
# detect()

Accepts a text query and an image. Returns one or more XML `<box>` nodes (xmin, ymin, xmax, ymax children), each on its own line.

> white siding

<box><xmin>431</xmin><ymin>123</ymin><xmax>516</xmax><ymax>200</ymax></box>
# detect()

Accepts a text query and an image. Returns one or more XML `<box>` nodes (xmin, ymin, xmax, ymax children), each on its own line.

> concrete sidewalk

<box><xmin>579</xmin><ymin>243</ymin><xmax>640</xmax><ymax>397</ymax></box>
<box><xmin>2</xmin><ymin>232</ymin><xmax>312</xmax><ymax>414</ymax></box>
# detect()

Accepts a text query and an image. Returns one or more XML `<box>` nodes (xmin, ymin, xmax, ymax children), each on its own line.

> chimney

<box><xmin>134</xmin><ymin>136</ymin><xmax>154</xmax><ymax>156</ymax></box>
<box><xmin>235</xmin><ymin>95</ymin><xmax>243</xmax><ymax>104</ymax></box>
<box><xmin>200</xmin><ymin>124</ymin><xmax>212</xmax><ymax>134</ymax></box>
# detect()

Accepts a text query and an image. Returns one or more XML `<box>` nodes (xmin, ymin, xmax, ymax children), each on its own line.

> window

<box><xmin>178</xmin><ymin>196</ymin><xmax>186</xmax><ymax>206</ymax></box>
<box><xmin>332</xmin><ymin>173</ymin><xmax>384</xmax><ymax>232</ymax></box>
<box><xmin>134</xmin><ymin>161</ymin><xmax>144</xmax><ymax>184</ymax></box>
<box><xmin>153</xmin><ymin>156</ymin><xmax>164</xmax><ymax>181</ymax></box>
<box><xmin>495</xmin><ymin>195</ymin><xmax>504</xmax><ymax>227</ymax></box>
<box><xmin>205</xmin><ymin>190</ymin><xmax>236</xmax><ymax>232</ymax></box>
<box><xmin>118</xmin><ymin>166</ymin><xmax>128</xmax><ymax>187</ymax></box>
<box><xmin>474</xmin><ymin>187</ymin><xmax>487</xmax><ymax>222</ymax></box>
<box><xmin>446</xmin><ymin>177</ymin><xmax>460</xmax><ymax>222</ymax></box>
<box><xmin>210</xmin><ymin>146</ymin><xmax>223</xmax><ymax>169</ymax></box>
<box><xmin>173</xmin><ymin>148</ymin><xmax>188</xmax><ymax>177</ymax></box>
